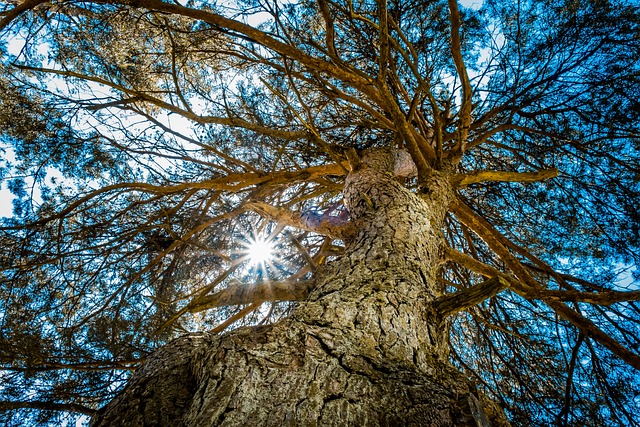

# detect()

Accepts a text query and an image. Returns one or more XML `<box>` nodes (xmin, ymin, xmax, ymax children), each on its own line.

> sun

<box><xmin>246</xmin><ymin>237</ymin><xmax>274</xmax><ymax>266</ymax></box>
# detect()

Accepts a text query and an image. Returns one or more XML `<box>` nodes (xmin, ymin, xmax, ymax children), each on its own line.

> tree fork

<box><xmin>92</xmin><ymin>149</ymin><xmax>511</xmax><ymax>426</ymax></box>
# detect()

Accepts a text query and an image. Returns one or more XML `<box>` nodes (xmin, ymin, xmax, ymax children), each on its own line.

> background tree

<box><xmin>0</xmin><ymin>0</ymin><xmax>639</xmax><ymax>425</ymax></box>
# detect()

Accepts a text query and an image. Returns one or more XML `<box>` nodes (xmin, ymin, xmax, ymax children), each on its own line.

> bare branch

<box><xmin>0</xmin><ymin>400</ymin><xmax>96</xmax><ymax>415</ymax></box>
<box><xmin>452</xmin><ymin>167</ymin><xmax>559</xmax><ymax>187</ymax></box>
<box><xmin>557</xmin><ymin>333</ymin><xmax>584</xmax><ymax>425</ymax></box>
<box><xmin>1</xmin><ymin>360</ymin><xmax>138</xmax><ymax>372</ymax></box>
<box><xmin>378</xmin><ymin>86</ymin><xmax>433</xmax><ymax>175</ymax></box>
<box><xmin>210</xmin><ymin>302</ymin><xmax>262</xmax><ymax>334</ymax></box>
<box><xmin>85</xmin><ymin>97</ymin><xmax>142</xmax><ymax>111</ymax></box>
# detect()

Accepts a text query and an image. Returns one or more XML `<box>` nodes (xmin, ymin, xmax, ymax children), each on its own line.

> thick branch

<box><xmin>533</xmin><ymin>289</ymin><xmax>640</xmax><ymax>306</ymax></box>
<box><xmin>377</xmin><ymin>86</ymin><xmax>433</xmax><ymax>175</ymax></box>
<box><xmin>444</xmin><ymin>247</ymin><xmax>496</xmax><ymax>278</ymax></box>
<box><xmin>247</xmin><ymin>201</ymin><xmax>355</xmax><ymax>241</ymax></box>
<box><xmin>187</xmin><ymin>280</ymin><xmax>314</xmax><ymax>313</ymax></box>
<box><xmin>450</xmin><ymin>200</ymin><xmax>640</xmax><ymax>371</ymax></box>
<box><xmin>317</xmin><ymin>0</ymin><xmax>338</xmax><ymax>60</ymax></box>
<box><xmin>0</xmin><ymin>0</ymin><xmax>49</xmax><ymax>30</ymax></box>
<box><xmin>85</xmin><ymin>97</ymin><xmax>142</xmax><ymax>110</ymax></box>
<box><xmin>445</xmin><ymin>248</ymin><xmax>640</xmax><ymax>306</ymax></box>
<box><xmin>1</xmin><ymin>163</ymin><xmax>347</xmax><ymax>231</ymax></box>
<box><xmin>435</xmin><ymin>276</ymin><xmax>509</xmax><ymax>318</ymax></box>
<box><xmin>447</xmin><ymin>0</ymin><xmax>473</xmax><ymax>158</ymax></box>
<box><xmin>376</xmin><ymin>0</ymin><xmax>389</xmax><ymax>82</ymax></box>
<box><xmin>452</xmin><ymin>167</ymin><xmax>559</xmax><ymax>187</ymax></box>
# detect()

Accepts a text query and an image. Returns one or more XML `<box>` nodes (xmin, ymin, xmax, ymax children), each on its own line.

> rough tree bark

<box><xmin>92</xmin><ymin>149</ymin><xmax>511</xmax><ymax>426</ymax></box>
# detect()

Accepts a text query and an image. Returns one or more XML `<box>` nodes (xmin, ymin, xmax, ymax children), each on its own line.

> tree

<box><xmin>0</xmin><ymin>0</ymin><xmax>639</xmax><ymax>425</ymax></box>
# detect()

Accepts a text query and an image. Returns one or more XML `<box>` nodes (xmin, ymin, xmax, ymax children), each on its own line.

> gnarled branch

<box><xmin>188</xmin><ymin>280</ymin><xmax>314</xmax><ymax>313</ymax></box>
<box><xmin>247</xmin><ymin>201</ymin><xmax>355</xmax><ymax>241</ymax></box>
<box><xmin>452</xmin><ymin>167</ymin><xmax>559</xmax><ymax>187</ymax></box>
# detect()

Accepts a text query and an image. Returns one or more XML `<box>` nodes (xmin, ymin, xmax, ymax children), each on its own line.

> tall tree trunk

<box><xmin>92</xmin><ymin>149</ymin><xmax>510</xmax><ymax>426</ymax></box>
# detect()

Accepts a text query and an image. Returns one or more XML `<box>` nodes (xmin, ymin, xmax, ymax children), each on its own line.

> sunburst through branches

<box><xmin>234</xmin><ymin>225</ymin><xmax>285</xmax><ymax>281</ymax></box>
<box><xmin>245</xmin><ymin>236</ymin><xmax>274</xmax><ymax>266</ymax></box>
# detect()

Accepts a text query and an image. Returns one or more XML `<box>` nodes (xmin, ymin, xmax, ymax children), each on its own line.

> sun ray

<box><xmin>246</xmin><ymin>237</ymin><xmax>274</xmax><ymax>266</ymax></box>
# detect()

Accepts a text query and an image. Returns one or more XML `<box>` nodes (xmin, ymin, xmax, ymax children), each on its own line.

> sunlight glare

<box><xmin>247</xmin><ymin>238</ymin><xmax>274</xmax><ymax>265</ymax></box>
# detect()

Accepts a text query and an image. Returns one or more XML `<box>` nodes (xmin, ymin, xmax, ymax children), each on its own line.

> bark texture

<box><xmin>92</xmin><ymin>149</ymin><xmax>510</xmax><ymax>426</ymax></box>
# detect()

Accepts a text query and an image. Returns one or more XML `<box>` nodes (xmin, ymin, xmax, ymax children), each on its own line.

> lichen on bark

<box><xmin>92</xmin><ymin>149</ymin><xmax>510</xmax><ymax>426</ymax></box>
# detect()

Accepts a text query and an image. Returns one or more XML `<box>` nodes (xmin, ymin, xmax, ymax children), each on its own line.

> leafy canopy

<box><xmin>0</xmin><ymin>0</ymin><xmax>639</xmax><ymax>425</ymax></box>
